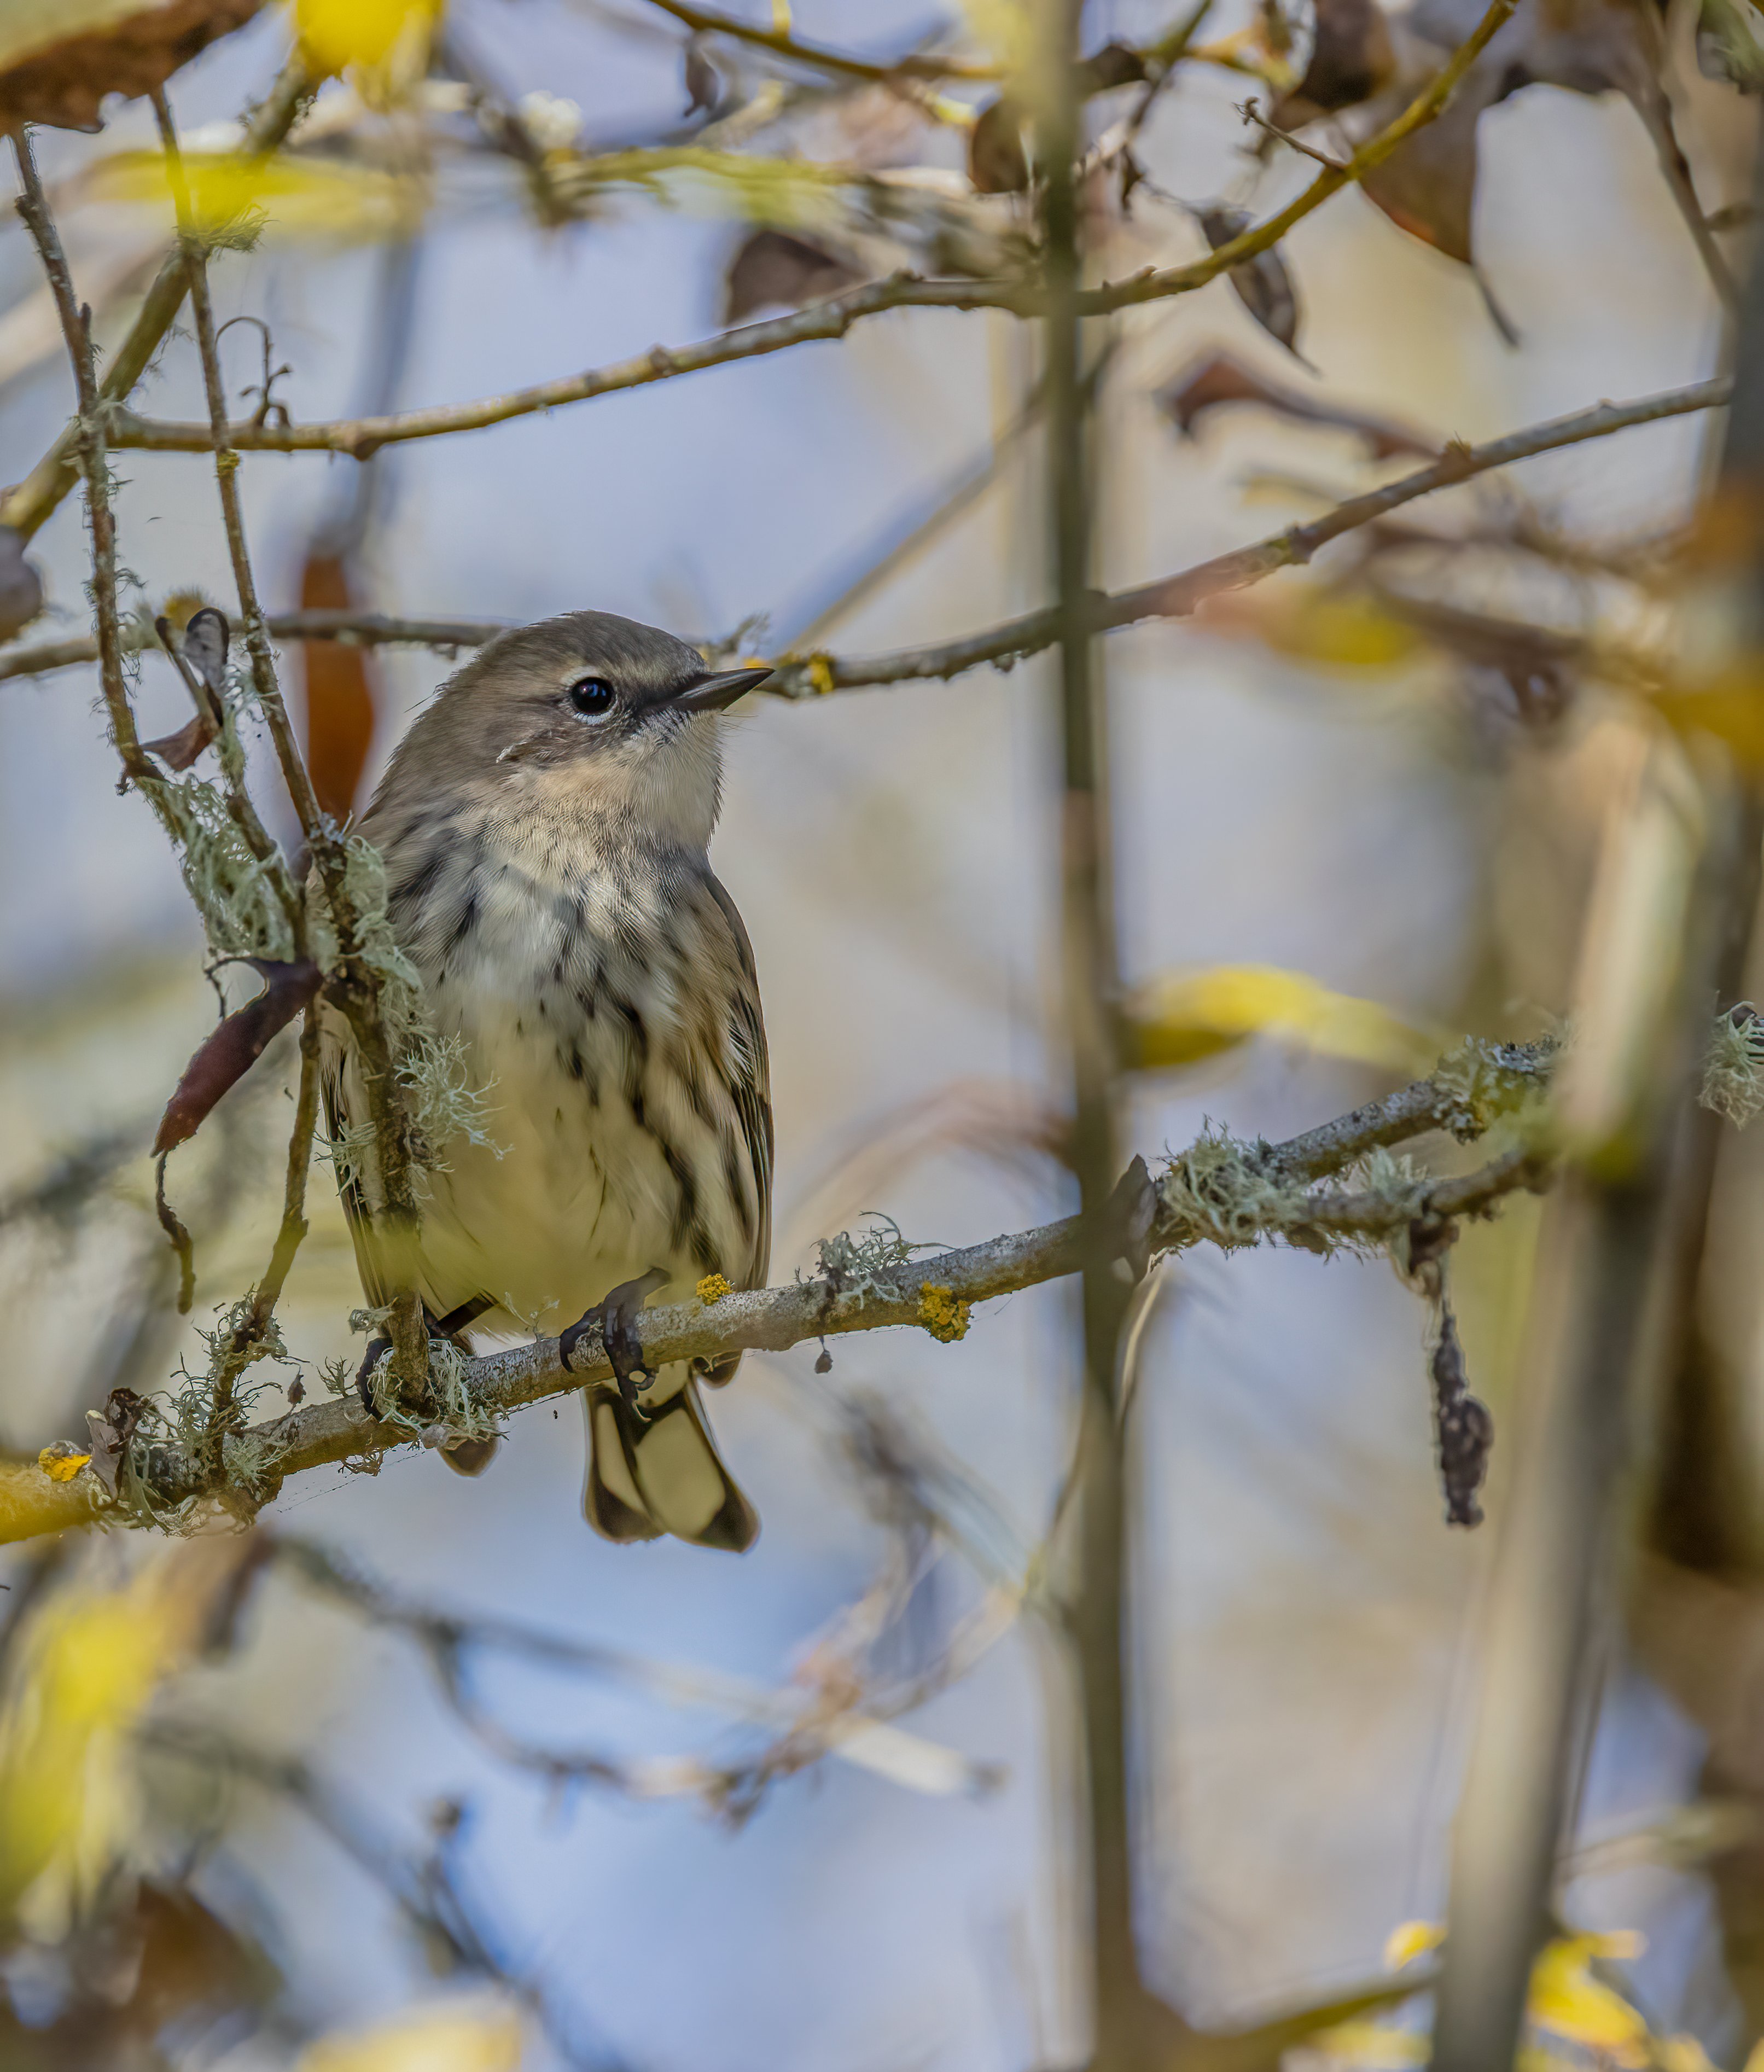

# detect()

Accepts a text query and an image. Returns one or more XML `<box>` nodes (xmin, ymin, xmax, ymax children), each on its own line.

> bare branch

<box><xmin>104</xmin><ymin>0</ymin><xmax>1524</xmax><ymax>465</ymax></box>
<box><xmin>0</xmin><ymin>378</ymin><xmax>1727</xmax><ymax>698</ymax></box>
<box><xmin>635</xmin><ymin>0</ymin><xmax>994</xmax><ymax>84</ymax></box>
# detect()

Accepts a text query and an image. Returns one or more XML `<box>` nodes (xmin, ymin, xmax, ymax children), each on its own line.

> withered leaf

<box><xmin>145</xmin><ymin>603</ymin><xmax>229</xmax><ymax>769</ymax></box>
<box><xmin>724</xmin><ymin>229</ymin><xmax>861</xmax><ymax>324</ymax></box>
<box><xmin>1273</xmin><ymin>0</ymin><xmax>1398</xmax><ymax>123</ymax></box>
<box><xmin>152</xmin><ymin>958</ymin><xmax>321</xmax><ymax>1157</ymax></box>
<box><xmin>683</xmin><ymin>35</ymin><xmax>721</xmax><ymax>117</ymax></box>
<box><xmin>0</xmin><ymin>0</ymin><xmax>263</xmax><ymax>132</ymax></box>
<box><xmin>1077</xmin><ymin>40</ymin><xmax>1149</xmax><ymax>92</ymax></box>
<box><xmin>968</xmin><ymin>96</ymin><xmax>1031</xmax><ymax>195</ymax></box>
<box><xmin>1156</xmin><ymin>351</ymin><xmax>1439</xmax><ymax>459</ymax></box>
<box><xmin>1363</xmin><ymin>0</ymin><xmax>1698</xmax><ymax>296</ymax></box>
<box><xmin>143</xmin><ymin>711</ymin><xmax>218</xmax><ymax>771</ymax></box>
<box><xmin>298</xmin><ymin>552</ymin><xmax>376</xmax><ymax>822</ymax></box>
<box><xmin>1196</xmin><ymin>204</ymin><xmax>1308</xmax><ymax>362</ymax></box>
<box><xmin>0</xmin><ymin>525</ymin><xmax>42</xmax><ymax>642</ymax></box>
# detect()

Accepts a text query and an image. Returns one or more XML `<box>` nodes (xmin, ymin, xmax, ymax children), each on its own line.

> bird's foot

<box><xmin>560</xmin><ymin>1265</ymin><xmax>671</xmax><ymax>1418</ymax></box>
<box><xmin>356</xmin><ymin>1335</ymin><xmax>392</xmax><ymax>1418</ymax></box>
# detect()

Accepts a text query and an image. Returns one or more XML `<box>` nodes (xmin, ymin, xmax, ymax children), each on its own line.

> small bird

<box><xmin>318</xmin><ymin>611</ymin><xmax>773</xmax><ymax>1551</ymax></box>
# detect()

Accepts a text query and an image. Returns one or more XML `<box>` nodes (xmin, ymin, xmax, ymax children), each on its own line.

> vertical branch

<box><xmin>1034</xmin><ymin>9</ymin><xmax>1160</xmax><ymax>2068</ymax></box>
<box><xmin>8</xmin><ymin>131</ymin><xmax>154</xmax><ymax>792</ymax></box>
<box><xmin>150</xmin><ymin>85</ymin><xmax>428</xmax><ymax>1390</ymax></box>
<box><xmin>1433</xmin><ymin>132</ymin><xmax>1764</xmax><ymax>2072</ymax></box>
<box><xmin>1429</xmin><ymin>741</ymin><xmax>1733</xmax><ymax>2072</ymax></box>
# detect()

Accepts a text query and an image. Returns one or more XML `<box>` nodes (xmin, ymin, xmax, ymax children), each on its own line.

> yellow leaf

<box><xmin>298</xmin><ymin>1999</ymin><xmax>525</xmax><ymax>2072</ymax></box>
<box><xmin>1126</xmin><ymin>965</ymin><xmax>1447</xmax><ymax>1077</ymax></box>
<box><xmin>1383</xmin><ymin>1919</ymin><xmax>1445</xmax><ymax>1970</ymax></box>
<box><xmin>1251</xmin><ymin>589</ymin><xmax>1426</xmax><ymax>672</ymax></box>
<box><xmin>90</xmin><ymin>149</ymin><xmax>422</xmax><ymax>241</ymax></box>
<box><xmin>1306</xmin><ymin>2017</ymin><xmax>1429</xmax><ymax>2068</ymax></box>
<box><xmin>1526</xmin><ymin>1934</ymin><xmax>1650</xmax><ymax>2067</ymax></box>
<box><xmin>0</xmin><ymin>1539</ymin><xmax>260</xmax><ymax>1931</ymax></box>
<box><xmin>1652</xmin><ymin>661</ymin><xmax>1764</xmax><ymax>775</ymax></box>
<box><xmin>292</xmin><ymin>0</ymin><xmax>439</xmax><ymax>77</ymax></box>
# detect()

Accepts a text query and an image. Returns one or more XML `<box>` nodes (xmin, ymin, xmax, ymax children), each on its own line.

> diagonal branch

<box><xmin>0</xmin><ymin>377</ymin><xmax>1729</xmax><ymax>691</ymax></box>
<box><xmin>103</xmin><ymin>0</ymin><xmax>1521</xmax><ymax>464</ymax></box>
<box><xmin>1</xmin><ymin>1040</ymin><xmax>1556</xmax><ymax>1545</ymax></box>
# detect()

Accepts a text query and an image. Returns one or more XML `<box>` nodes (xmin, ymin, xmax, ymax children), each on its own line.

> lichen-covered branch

<box><xmin>9</xmin><ymin>132</ymin><xmax>154</xmax><ymax>792</ymax></box>
<box><xmin>152</xmin><ymin>90</ymin><xmax>427</xmax><ymax>1394</ymax></box>
<box><xmin>103</xmin><ymin>0</ymin><xmax>1521</xmax><ymax>466</ymax></box>
<box><xmin>0</xmin><ymin>1038</ymin><xmax>1557</xmax><ymax>1546</ymax></box>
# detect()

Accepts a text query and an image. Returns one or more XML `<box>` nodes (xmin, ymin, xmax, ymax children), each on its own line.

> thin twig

<box><xmin>0</xmin><ymin>379</ymin><xmax>1730</xmax><ymax>695</ymax></box>
<box><xmin>0</xmin><ymin>54</ymin><xmax>312</xmax><ymax>543</ymax></box>
<box><xmin>9</xmin><ymin>129</ymin><xmax>154</xmax><ymax>789</ymax></box>
<box><xmin>634</xmin><ymin>0</ymin><xmax>994</xmax><ymax>84</ymax></box>
<box><xmin>105</xmin><ymin>0</ymin><xmax>1526</xmax><ymax>467</ymax></box>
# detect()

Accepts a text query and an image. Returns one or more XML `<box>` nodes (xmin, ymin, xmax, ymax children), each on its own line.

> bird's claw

<box><xmin>560</xmin><ymin>1266</ymin><xmax>670</xmax><ymax>1420</ymax></box>
<box><xmin>356</xmin><ymin>1334</ymin><xmax>392</xmax><ymax>1419</ymax></box>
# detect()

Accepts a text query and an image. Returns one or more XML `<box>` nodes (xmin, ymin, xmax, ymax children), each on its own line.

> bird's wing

<box><xmin>700</xmin><ymin>874</ymin><xmax>772</xmax><ymax>1392</ymax></box>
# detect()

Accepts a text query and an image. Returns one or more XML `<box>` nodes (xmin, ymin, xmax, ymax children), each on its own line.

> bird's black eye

<box><xmin>566</xmin><ymin>676</ymin><xmax>616</xmax><ymax>720</ymax></box>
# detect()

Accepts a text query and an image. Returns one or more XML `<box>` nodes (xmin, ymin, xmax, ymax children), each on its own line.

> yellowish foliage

<box><xmin>1382</xmin><ymin>1919</ymin><xmax>1445</xmax><ymax>1970</ymax></box>
<box><xmin>1305</xmin><ymin>2017</ymin><xmax>1429</xmax><ymax>2068</ymax></box>
<box><xmin>92</xmin><ymin>150</ymin><xmax>423</xmax><ymax>241</ymax></box>
<box><xmin>0</xmin><ymin>1539</ymin><xmax>254</xmax><ymax>1933</ymax></box>
<box><xmin>297</xmin><ymin>1999</ymin><xmax>525</xmax><ymax>2072</ymax></box>
<box><xmin>1125</xmin><ymin>965</ymin><xmax>1446</xmax><ymax>1077</ymax></box>
<box><xmin>292</xmin><ymin>0</ymin><xmax>440</xmax><ymax>80</ymax></box>
<box><xmin>1247</xmin><ymin>588</ymin><xmax>1427</xmax><ymax>672</ymax></box>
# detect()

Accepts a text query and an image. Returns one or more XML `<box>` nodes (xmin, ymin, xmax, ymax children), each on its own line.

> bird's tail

<box><xmin>581</xmin><ymin>1361</ymin><xmax>759</xmax><ymax>1551</ymax></box>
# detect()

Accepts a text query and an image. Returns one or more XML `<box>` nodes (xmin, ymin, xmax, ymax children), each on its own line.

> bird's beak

<box><xmin>671</xmin><ymin>665</ymin><xmax>773</xmax><ymax>713</ymax></box>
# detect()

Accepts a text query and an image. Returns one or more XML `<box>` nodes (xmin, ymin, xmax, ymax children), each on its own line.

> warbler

<box><xmin>318</xmin><ymin>611</ymin><xmax>774</xmax><ymax>1551</ymax></box>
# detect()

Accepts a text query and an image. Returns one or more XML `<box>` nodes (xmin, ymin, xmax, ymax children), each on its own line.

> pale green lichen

<box><xmin>145</xmin><ymin>769</ymin><xmax>295</xmax><ymax>965</ymax></box>
<box><xmin>1158</xmin><ymin>1126</ymin><xmax>1318</xmax><ymax>1252</ymax></box>
<box><xmin>362</xmin><ymin>1333</ymin><xmax>502</xmax><ymax>1447</ymax></box>
<box><xmin>1700</xmin><ymin>1007</ymin><xmax>1764</xmax><ymax>1128</ymax></box>
<box><xmin>816</xmin><ymin>1214</ymin><xmax>921</xmax><ymax>1298</ymax></box>
<box><xmin>1429</xmin><ymin>1035</ymin><xmax>1557</xmax><ymax>1140</ymax></box>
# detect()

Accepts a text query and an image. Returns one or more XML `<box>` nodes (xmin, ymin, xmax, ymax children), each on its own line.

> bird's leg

<box><xmin>559</xmin><ymin>1265</ymin><xmax>671</xmax><ymax>1417</ymax></box>
<box><xmin>357</xmin><ymin>1297</ymin><xmax>495</xmax><ymax>1421</ymax></box>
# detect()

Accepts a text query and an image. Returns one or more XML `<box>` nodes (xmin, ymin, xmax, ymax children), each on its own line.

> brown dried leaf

<box><xmin>142</xmin><ymin>711</ymin><xmax>219</xmax><ymax>771</ymax></box>
<box><xmin>1156</xmin><ymin>351</ymin><xmax>1440</xmax><ymax>459</ymax></box>
<box><xmin>152</xmin><ymin>958</ymin><xmax>321</xmax><ymax>1157</ymax></box>
<box><xmin>0</xmin><ymin>0</ymin><xmax>263</xmax><ymax>132</ymax></box>
<box><xmin>1195</xmin><ymin>205</ymin><xmax>1308</xmax><ymax>362</ymax></box>
<box><xmin>968</xmin><ymin>95</ymin><xmax>1031</xmax><ymax>195</ymax></box>
<box><xmin>724</xmin><ymin>229</ymin><xmax>861</xmax><ymax>324</ymax></box>
<box><xmin>0</xmin><ymin>526</ymin><xmax>42</xmax><ymax>642</ymax></box>
<box><xmin>298</xmin><ymin>553</ymin><xmax>376</xmax><ymax>822</ymax></box>
<box><xmin>1273</xmin><ymin>0</ymin><xmax>1398</xmax><ymax>121</ymax></box>
<box><xmin>1362</xmin><ymin>0</ymin><xmax>1685</xmax><ymax>278</ymax></box>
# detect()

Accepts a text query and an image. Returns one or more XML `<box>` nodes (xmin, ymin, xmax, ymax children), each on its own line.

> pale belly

<box><xmin>412</xmin><ymin>996</ymin><xmax>725</xmax><ymax>1338</ymax></box>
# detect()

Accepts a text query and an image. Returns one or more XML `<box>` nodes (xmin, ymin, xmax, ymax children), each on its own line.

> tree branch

<box><xmin>0</xmin><ymin>54</ymin><xmax>312</xmax><ymax>544</ymax></box>
<box><xmin>102</xmin><ymin>0</ymin><xmax>1521</xmax><ymax>465</ymax></box>
<box><xmin>0</xmin><ymin>378</ymin><xmax>1727</xmax><ymax>693</ymax></box>
<box><xmin>636</xmin><ymin>0</ymin><xmax>994</xmax><ymax>84</ymax></box>
<box><xmin>0</xmin><ymin>1040</ymin><xmax>1556</xmax><ymax>1546</ymax></box>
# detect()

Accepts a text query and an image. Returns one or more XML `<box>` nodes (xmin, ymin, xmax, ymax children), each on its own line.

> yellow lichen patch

<box><xmin>807</xmin><ymin>653</ymin><xmax>836</xmax><ymax>697</ymax></box>
<box><xmin>918</xmin><ymin>1285</ymin><xmax>971</xmax><ymax>1343</ymax></box>
<box><xmin>36</xmin><ymin>1445</ymin><xmax>91</xmax><ymax>1485</ymax></box>
<box><xmin>696</xmin><ymin>1273</ymin><xmax>732</xmax><ymax>1305</ymax></box>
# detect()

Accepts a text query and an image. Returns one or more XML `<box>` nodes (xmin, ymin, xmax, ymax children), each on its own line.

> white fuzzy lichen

<box><xmin>1700</xmin><ymin>1006</ymin><xmax>1764</xmax><ymax>1128</ymax></box>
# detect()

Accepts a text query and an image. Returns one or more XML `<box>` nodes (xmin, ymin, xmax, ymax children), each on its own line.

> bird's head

<box><xmin>381</xmin><ymin>610</ymin><xmax>770</xmax><ymax>849</ymax></box>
